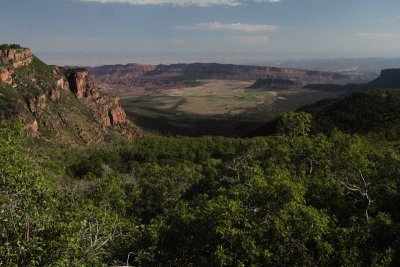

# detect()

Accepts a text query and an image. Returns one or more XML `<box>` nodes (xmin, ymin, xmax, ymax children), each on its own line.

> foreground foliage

<box><xmin>1</xmin><ymin>115</ymin><xmax>400</xmax><ymax>266</ymax></box>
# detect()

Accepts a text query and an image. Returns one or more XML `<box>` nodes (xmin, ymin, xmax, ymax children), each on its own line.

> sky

<box><xmin>0</xmin><ymin>0</ymin><xmax>399</xmax><ymax>65</ymax></box>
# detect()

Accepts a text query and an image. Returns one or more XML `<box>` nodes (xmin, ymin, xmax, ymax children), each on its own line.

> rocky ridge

<box><xmin>0</xmin><ymin>44</ymin><xmax>137</xmax><ymax>145</ymax></box>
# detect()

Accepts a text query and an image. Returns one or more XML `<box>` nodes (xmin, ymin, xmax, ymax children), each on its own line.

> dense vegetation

<box><xmin>1</xmin><ymin>111</ymin><xmax>400</xmax><ymax>266</ymax></box>
<box><xmin>302</xmin><ymin>90</ymin><xmax>400</xmax><ymax>141</ymax></box>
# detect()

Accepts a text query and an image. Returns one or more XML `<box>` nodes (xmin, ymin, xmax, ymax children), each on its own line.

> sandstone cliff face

<box><xmin>0</xmin><ymin>45</ymin><xmax>138</xmax><ymax>145</ymax></box>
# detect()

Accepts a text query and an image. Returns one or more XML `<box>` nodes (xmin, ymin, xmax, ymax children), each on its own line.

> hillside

<box><xmin>300</xmin><ymin>69</ymin><xmax>400</xmax><ymax>138</ymax></box>
<box><xmin>0</xmin><ymin>44</ymin><xmax>137</xmax><ymax>145</ymax></box>
<box><xmin>366</xmin><ymin>69</ymin><xmax>400</xmax><ymax>89</ymax></box>
<box><xmin>251</xmin><ymin>90</ymin><xmax>400</xmax><ymax>139</ymax></box>
<box><xmin>301</xmin><ymin>89</ymin><xmax>400</xmax><ymax>139</ymax></box>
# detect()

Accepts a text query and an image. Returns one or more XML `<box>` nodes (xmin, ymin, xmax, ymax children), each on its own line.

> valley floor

<box><xmin>119</xmin><ymin>79</ymin><xmax>341</xmax><ymax>136</ymax></box>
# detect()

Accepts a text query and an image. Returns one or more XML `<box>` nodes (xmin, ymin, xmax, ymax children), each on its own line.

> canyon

<box><xmin>89</xmin><ymin>62</ymin><xmax>354</xmax><ymax>94</ymax></box>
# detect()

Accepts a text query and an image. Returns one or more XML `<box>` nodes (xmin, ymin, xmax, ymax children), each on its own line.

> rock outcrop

<box><xmin>26</xmin><ymin>119</ymin><xmax>38</xmax><ymax>136</ymax></box>
<box><xmin>0</xmin><ymin>45</ymin><xmax>33</xmax><ymax>87</ymax></box>
<box><xmin>66</xmin><ymin>69</ymin><xmax>93</xmax><ymax>98</ymax></box>
<box><xmin>0</xmin><ymin>67</ymin><xmax>14</xmax><ymax>85</ymax></box>
<box><xmin>0</xmin><ymin>46</ymin><xmax>33</xmax><ymax>68</ymax></box>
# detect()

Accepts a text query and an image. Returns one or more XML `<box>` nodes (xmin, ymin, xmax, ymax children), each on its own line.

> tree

<box><xmin>277</xmin><ymin>112</ymin><xmax>313</xmax><ymax>144</ymax></box>
<box><xmin>0</xmin><ymin>121</ymin><xmax>56</xmax><ymax>266</ymax></box>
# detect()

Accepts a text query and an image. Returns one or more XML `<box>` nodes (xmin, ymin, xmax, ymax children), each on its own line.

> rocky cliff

<box><xmin>0</xmin><ymin>44</ymin><xmax>137</xmax><ymax>145</ymax></box>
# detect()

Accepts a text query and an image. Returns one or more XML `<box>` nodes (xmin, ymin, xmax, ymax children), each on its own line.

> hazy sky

<box><xmin>1</xmin><ymin>0</ymin><xmax>399</xmax><ymax>65</ymax></box>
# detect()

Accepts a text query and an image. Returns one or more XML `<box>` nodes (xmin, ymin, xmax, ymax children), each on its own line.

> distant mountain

<box><xmin>269</xmin><ymin>57</ymin><xmax>400</xmax><ymax>79</ymax></box>
<box><xmin>300</xmin><ymin>68</ymin><xmax>400</xmax><ymax>93</ymax></box>
<box><xmin>0</xmin><ymin>44</ymin><xmax>137</xmax><ymax>145</ymax></box>
<box><xmin>89</xmin><ymin>62</ymin><xmax>354</xmax><ymax>92</ymax></box>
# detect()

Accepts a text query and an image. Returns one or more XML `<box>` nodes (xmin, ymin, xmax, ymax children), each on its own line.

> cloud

<box><xmin>78</xmin><ymin>0</ymin><xmax>281</xmax><ymax>6</ymax></box>
<box><xmin>231</xmin><ymin>35</ymin><xmax>269</xmax><ymax>45</ymax></box>
<box><xmin>177</xmin><ymin>22</ymin><xmax>278</xmax><ymax>32</ymax></box>
<box><xmin>356</xmin><ymin>32</ymin><xmax>397</xmax><ymax>40</ymax></box>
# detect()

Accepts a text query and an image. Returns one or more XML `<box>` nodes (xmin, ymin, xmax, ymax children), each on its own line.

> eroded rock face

<box><xmin>66</xmin><ymin>70</ymin><xmax>90</xmax><ymax>98</ymax></box>
<box><xmin>2</xmin><ymin>48</ymin><xmax>33</xmax><ymax>68</ymax></box>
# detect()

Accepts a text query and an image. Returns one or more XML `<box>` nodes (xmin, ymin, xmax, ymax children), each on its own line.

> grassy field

<box><xmin>120</xmin><ymin>79</ymin><xmax>341</xmax><ymax>136</ymax></box>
